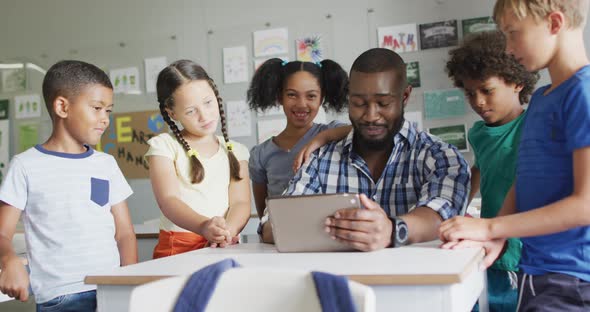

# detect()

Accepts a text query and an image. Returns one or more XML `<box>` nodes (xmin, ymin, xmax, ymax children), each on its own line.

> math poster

<box><xmin>377</xmin><ymin>23</ymin><xmax>419</xmax><ymax>53</ymax></box>
<box><xmin>98</xmin><ymin>110</ymin><xmax>168</xmax><ymax>179</ymax></box>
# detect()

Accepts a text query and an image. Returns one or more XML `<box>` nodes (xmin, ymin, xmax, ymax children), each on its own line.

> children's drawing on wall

<box><xmin>223</xmin><ymin>46</ymin><xmax>249</xmax><ymax>84</ymax></box>
<box><xmin>0</xmin><ymin>99</ymin><xmax>8</xmax><ymax>120</ymax></box>
<box><xmin>462</xmin><ymin>17</ymin><xmax>496</xmax><ymax>37</ymax></box>
<box><xmin>423</xmin><ymin>88</ymin><xmax>466</xmax><ymax>119</ymax></box>
<box><xmin>18</xmin><ymin>123</ymin><xmax>38</xmax><ymax>153</ymax></box>
<box><xmin>144</xmin><ymin>57</ymin><xmax>168</xmax><ymax>93</ymax></box>
<box><xmin>14</xmin><ymin>94</ymin><xmax>42</xmax><ymax>119</ymax></box>
<box><xmin>419</xmin><ymin>20</ymin><xmax>458</xmax><ymax>50</ymax></box>
<box><xmin>406</xmin><ymin>61</ymin><xmax>421</xmax><ymax>88</ymax></box>
<box><xmin>226</xmin><ymin>100</ymin><xmax>252</xmax><ymax>138</ymax></box>
<box><xmin>428</xmin><ymin>124</ymin><xmax>469</xmax><ymax>152</ymax></box>
<box><xmin>257</xmin><ymin>118</ymin><xmax>287</xmax><ymax>144</ymax></box>
<box><xmin>253</xmin><ymin>27</ymin><xmax>289</xmax><ymax>57</ymax></box>
<box><xmin>0</xmin><ymin>120</ymin><xmax>9</xmax><ymax>183</ymax></box>
<box><xmin>1</xmin><ymin>68</ymin><xmax>26</xmax><ymax>92</ymax></box>
<box><xmin>110</xmin><ymin>67</ymin><xmax>141</xmax><ymax>94</ymax></box>
<box><xmin>377</xmin><ymin>23</ymin><xmax>419</xmax><ymax>53</ymax></box>
<box><xmin>296</xmin><ymin>35</ymin><xmax>324</xmax><ymax>62</ymax></box>
<box><xmin>97</xmin><ymin>110</ymin><xmax>168</xmax><ymax>179</ymax></box>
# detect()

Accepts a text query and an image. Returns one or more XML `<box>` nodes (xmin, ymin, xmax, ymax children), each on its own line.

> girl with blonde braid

<box><xmin>145</xmin><ymin>60</ymin><xmax>251</xmax><ymax>258</ymax></box>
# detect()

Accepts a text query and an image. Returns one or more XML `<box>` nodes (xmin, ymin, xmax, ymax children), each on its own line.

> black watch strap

<box><xmin>388</xmin><ymin>216</ymin><xmax>397</xmax><ymax>248</ymax></box>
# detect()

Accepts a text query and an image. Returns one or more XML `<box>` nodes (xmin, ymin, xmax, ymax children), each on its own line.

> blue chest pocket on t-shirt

<box><xmin>525</xmin><ymin>109</ymin><xmax>566</xmax><ymax>151</ymax></box>
<box><xmin>90</xmin><ymin>177</ymin><xmax>110</xmax><ymax>206</ymax></box>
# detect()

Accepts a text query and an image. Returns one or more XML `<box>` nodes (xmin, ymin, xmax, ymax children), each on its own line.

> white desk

<box><xmin>86</xmin><ymin>241</ymin><xmax>485</xmax><ymax>312</ymax></box>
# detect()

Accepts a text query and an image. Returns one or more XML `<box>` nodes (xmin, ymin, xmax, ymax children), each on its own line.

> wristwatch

<box><xmin>388</xmin><ymin>216</ymin><xmax>409</xmax><ymax>248</ymax></box>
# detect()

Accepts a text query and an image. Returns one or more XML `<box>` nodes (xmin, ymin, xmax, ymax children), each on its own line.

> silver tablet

<box><xmin>267</xmin><ymin>193</ymin><xmax>361</xmax><ymax>252</ymax></box>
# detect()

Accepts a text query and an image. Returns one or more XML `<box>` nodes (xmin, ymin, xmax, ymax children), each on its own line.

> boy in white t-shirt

<box><xmin>0</xmin><ymin>60</ymin><xmax>137</xmax><ymax>311</ymax></box>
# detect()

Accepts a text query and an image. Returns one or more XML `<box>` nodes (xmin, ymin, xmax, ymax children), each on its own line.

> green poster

<box><xmin>19</xmin><ymin>124</ymin><xmax>38</xmax><ymax>153</ymax></box>
<box><xmin>406</xmin><ymin>62</ymin><xmax>420</xmax><ymax>88</ymax></box>
<box><xmin>0</xmin><ymin>100</ymin><xmax>8</xmax><ymax>120</ymax></box>
<box><xmin>424</xmin><ymin>88</ymin><xmax>466</xmax><ymax>119</ymax></box>
<box><xmin>462</xmin><ymin>17</ymin><xmax>496</xmax><ymax>37</ymax></box>
<box><xmin>428</xmin><ymin>124</ymin><xmax>468</xmax><ymax>151</ymax></box>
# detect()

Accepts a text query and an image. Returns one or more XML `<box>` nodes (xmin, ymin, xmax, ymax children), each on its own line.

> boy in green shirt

<box><xmin>446</xmin><ymin>31</ymin><xmax>538</xmax><ymax>311</ymax></box>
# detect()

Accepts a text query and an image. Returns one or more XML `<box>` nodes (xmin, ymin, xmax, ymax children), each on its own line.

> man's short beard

<box><xmin>353</xmin><ymin>129</ymin><xmax>393</xmax><ymax>151</ymax></box>
<box><xmin>353</xmin><ymin>111</ymin><xmax>405</xmax><ymax>151</ymax></box>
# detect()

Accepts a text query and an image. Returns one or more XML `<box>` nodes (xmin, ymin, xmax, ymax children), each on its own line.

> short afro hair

<box><xmin>42</xmin><ymin>60</ymin><xmax>112</xmax><ymax>119</ymax></box>
<box><xmin>446</xmin><ymin>31</ymin><xmax>539</xmax><ymax>104</ymax></box>
<box><xmin>350</xmin><ymin>48</ymin><xmax>407</xmax><ymax>90</ymax></box>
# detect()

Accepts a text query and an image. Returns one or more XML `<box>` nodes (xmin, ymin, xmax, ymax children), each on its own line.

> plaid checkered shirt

<box><xmin>283</xmin><ymin>120</ymin><xmax>471</xmax><ymax>219</ymax></box>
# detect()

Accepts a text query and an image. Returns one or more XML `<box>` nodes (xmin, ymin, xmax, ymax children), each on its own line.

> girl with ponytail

<box><xmin>146</xmin><ymin>60</ymin><xmax>251</xmax><ymax>258</ymax></box>
<box><xmin>248</xmin><ymin>59</ymin><xmax>349</xmax><ymax>218</ymax></box>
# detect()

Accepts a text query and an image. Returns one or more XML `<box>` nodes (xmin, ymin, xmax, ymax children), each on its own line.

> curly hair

<box><xmin>247</xmin><ymin>59</ymin><xmax>348</xmax><ymax>112</ymax></box>
<box><xmin>446</xmin><ymin>31</ymin><xmax>539</xmax><ymax>104</ymax></box>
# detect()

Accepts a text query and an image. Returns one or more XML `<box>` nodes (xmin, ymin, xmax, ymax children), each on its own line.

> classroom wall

<box><xmin>0</xmin><ymin>0</ymin><xmax>586</xmax><ymax>224</ymax></box>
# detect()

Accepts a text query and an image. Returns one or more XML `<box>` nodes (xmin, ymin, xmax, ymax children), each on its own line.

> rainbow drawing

<box><xmin>253</xmin><ymin>28</ymin><xmax>289</xmax><ymax>57</ymax></box>
<box><xmin>296</xmin><ymin>35</ymin><xmax>323</xmax><ymax>62</ymax></box>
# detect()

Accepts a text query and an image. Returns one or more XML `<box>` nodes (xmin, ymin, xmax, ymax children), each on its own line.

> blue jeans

<box><xmin>36</xmin><ymin>290</ymin><xmax>96</xmax><ymax>312</ymax></box>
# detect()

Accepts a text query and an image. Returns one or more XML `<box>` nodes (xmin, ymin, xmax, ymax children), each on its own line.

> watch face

<box><xmin>397</xmin><ymin>223</ymin><xmax>408</xmax><ymax>243</ymax></box>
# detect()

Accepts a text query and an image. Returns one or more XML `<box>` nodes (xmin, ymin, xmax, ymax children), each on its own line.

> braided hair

<box><xmin>247</xmin><ymin>59</ymin><xmax>348</xmax><ymax>112</ymax></box>
<box><xmin>156</xmin><ymin>60</ymin><xmax>241</xmax><ymax>183</ymax></box>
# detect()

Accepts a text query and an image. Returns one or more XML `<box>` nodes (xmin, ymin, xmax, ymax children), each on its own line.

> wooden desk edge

<box><xmin>85</xmin><ymin>248</ymin><xmax>485</xmax><ymax>287</ymax></box>
<box><xmin>86</xmin><ymin>273</ymin><xmax>467</xmax><ymax>286</ymax></box>
<box><xmin>457</xmin><ymin>248</ymin><xmax>485</xmax><ymax>282</ymax></box>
